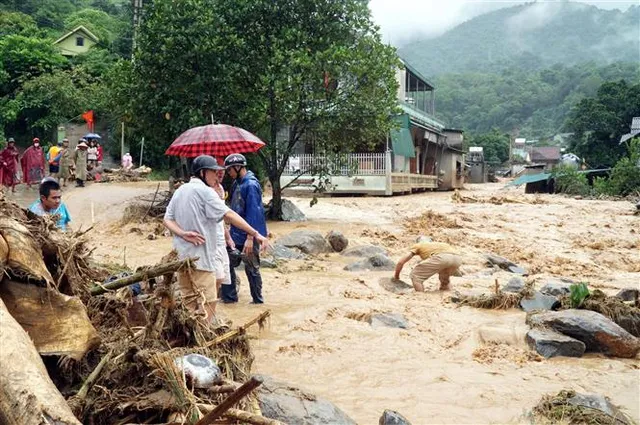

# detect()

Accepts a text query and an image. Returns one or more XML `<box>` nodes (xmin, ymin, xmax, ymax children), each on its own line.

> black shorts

<box><xmin>49</xmin><ymin>164</ymin><xmax>59</xmax><ymax>173</ymax></box>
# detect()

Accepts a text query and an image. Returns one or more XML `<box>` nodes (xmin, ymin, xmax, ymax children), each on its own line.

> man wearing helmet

<box><xmin>224</xmin><ymin>153</ymin><xmax>268</xmax><ymax>304</ymax></box>
<box><xmin>163</xmin><ymin>155</ymin><xmax>269</xmax><ymax>321</ymax></box>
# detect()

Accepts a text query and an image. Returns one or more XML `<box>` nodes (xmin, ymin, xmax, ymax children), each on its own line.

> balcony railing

<box><xmin>282</xmin><ymin>153</ymin><xmax>387</xmax><ymax>176</ymax></box>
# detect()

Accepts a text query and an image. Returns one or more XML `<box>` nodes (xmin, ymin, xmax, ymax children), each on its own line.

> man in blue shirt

<box><xmin>29</xmin><ymin>178</ymin><xmax>71</xmax><ymax>231</ymax></box>
<box><xmin>224</xmin><ymin>153</ymin><xmax>268</xmax><ymax>304</ymax></box>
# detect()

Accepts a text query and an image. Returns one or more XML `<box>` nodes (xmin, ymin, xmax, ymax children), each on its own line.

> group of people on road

<box><xmin>164</xmin><ymin>153</ymin><xmax>269</xmax><ymax>322</ymax></box>
<box><xmin>0</xmin><ymin>137</ymin><xmax>103</xmax><ymax>192</ymax></box>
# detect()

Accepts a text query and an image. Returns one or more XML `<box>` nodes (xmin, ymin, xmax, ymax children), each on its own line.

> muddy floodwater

<box><xmin>9</xmin><ymin>181</ymin><xmax>639</xmax><ymax>424</ymax></box>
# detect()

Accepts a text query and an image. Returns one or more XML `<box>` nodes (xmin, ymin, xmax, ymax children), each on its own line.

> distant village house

<box><xmin>53</xmin><ymin>25</ymin><xmax>99</xmax><ymax>57</ymax></box>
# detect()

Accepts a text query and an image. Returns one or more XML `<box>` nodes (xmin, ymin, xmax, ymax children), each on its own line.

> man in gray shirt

<box><xmin>164</xmin><ymin>155</ymin><xmax>268</xmax><ymax>321</ymax></box>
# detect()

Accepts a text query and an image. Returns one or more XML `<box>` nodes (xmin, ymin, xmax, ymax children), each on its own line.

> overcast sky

<box><xmin>368</xmin><ymin>0</ymin><xmax>638</xmax><ymax>46</ymax></box>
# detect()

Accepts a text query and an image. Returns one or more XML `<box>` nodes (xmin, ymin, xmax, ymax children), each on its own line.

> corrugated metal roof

<box><xmin>508</xmin><ymin>173</ymin><xmax>552</xmax><ymax>186</ymax></box>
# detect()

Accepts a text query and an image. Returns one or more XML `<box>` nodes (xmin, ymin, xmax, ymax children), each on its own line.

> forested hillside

<box><xmin>433</xmin><ymin>62</ymin><xmax>639</xmax><ymax>137</ymax></box>
<box><xmin>399</xmin><ymin>2</ymin><xmax>639</xmax><ymax>76</ymax></box>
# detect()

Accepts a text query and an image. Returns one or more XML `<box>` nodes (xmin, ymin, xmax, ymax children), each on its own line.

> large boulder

<box><xmin>379</xmin><ymin>277</ymin><xmax>414</xmax><ymax>295</ymax></box>
<box><xmin>379</xmin><ymin>410</ymin><xmax>412</xmax><ymax>425</ymax></box>
<box><xmin>344</xmin><ymin>254</ymin><xmax>395</xmax><ymax>272</ymax></box>
<box><xmin>519</xmin><ymin>291</ymin><xmax>560</xmax><ymax>312</ymax></box>
<box><xmin>257</xmin><ymin>375</ymin><xmax>356</xmax><ymax>425</ymax></box>
<box><xmin>280</xmin><ymin>199</ymin><xmax>307</xmax><ymax>222</ymax></box>
<box><xmin>279</xmin><ymin>230</ymin><xmax>329</xmax><ymax>255</ymax></box>
<box><xmin>326</xmin><ymin>231</ymin><xmax>349</xmax><ymax>252</ymax></box>
<box><xmin>369</xmin><ymin>313</ymin><xmax>410</xmax><ymax>330</ymax></box>
<box><xmin>526</xmin><ymin>309</ymin><xmax>640</xmax><ymax>358</ymax></box>
<box><xmin>342</xmin><ymin>245</ymin><xmax>387</xmax><ymax>257</ymax></box>
<box><xmin>526</xmin><ymin>328</ymin><xmax>586</xmax><ymax>358</ymax></box>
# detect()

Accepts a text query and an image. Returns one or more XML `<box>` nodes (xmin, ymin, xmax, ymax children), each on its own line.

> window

<box><xmin>76</xmin><ymin>37</ymin><xmax>84</xmax><ymax>46</ymax></box>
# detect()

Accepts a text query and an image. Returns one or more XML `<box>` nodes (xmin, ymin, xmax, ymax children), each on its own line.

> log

<box><xmin>195</xmin><ymin>376</ymin><xmax>264</xmax><ymax>425</ymax></box>
<box><xmin>0</xmin><ymin>297</ymin><xmax>81</xmax><ymax>425</ymax></box>
<box><xmin>67</xmin><ymin>349</ymin><xmax>114</xmax><ymax>416</ymax></box>
<box><xmin>204</xmin><ymin>310</ymin><xmax>270</xmax><ymax>348</ymax></box>
<box><xmin>198</xmin><ymin>405</ymin><xmax>285</xmax><ymax>425</ymax></box>
<box><xmin>90</xmin><ymin>257</ymin><xmax>197</xmax><ymax>296</ymax></box>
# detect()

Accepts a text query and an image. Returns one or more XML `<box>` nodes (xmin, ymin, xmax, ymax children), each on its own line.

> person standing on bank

<box><xmin>225</xmin><ymin>153</ymin><xmax>268</xmax><ymax>304</ymax></box>
<box><xmin>20</xmin><ymin>138</ymin><xmax>45</xmax><ymax>188</ymax></box>
<box><xmin>0</xmin><ymin>138</ymin><xmax>20</xmax><ymax>193</ymax></box>
<box><xmin>164</xmin><ymin>155</ymin><xmax>269</xmax><ymax>320</ymax></box>
<box><xmin>73</xmin><ymin>140</ymin><xmax>88</xmax><ymax>187</ymax></box>
<box><xmin>58</xmin><ymin>139</ymin><xmax>72</xmax><ymax>187</ymax></box>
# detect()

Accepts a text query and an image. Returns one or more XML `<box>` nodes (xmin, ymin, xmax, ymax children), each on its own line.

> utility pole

<box><xmin>131</xmin><ymin>0</ymin><xmax>143</xmax><ymax>59</ymax></box>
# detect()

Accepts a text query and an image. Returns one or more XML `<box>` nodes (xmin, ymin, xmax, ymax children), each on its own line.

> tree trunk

<box><xmin>268</xmin><ymin>174</ymin><xmax>283</xmax><ymax>220</ymax></box>
<box><xmin>0</xmin><ymin>297</ymin><xmax>81</xmax><ymax>425</ymax></box>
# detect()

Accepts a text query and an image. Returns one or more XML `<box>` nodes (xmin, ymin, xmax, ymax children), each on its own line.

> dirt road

<box><xmin>8</xmin><ymin>181</ymin><xmax>639</xmax><ymax>424</ymax></box>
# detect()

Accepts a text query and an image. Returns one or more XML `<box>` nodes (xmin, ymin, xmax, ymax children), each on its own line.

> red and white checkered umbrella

<box><xmin>165</xmin><ymin>124</ymin><xmax>265</xmax><ymax>158</ymax></box>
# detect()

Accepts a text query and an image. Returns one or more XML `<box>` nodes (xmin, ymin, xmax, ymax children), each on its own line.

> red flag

<box><xmin>82</xmin><ymin>110</ymin><xmax>94</xmax><ymax>131</ymax></box>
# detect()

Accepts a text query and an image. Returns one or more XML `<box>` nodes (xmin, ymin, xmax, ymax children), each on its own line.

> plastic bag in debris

<box><xmin>174</xmin><ymin>353</ymin><xmax>222</xmax><ymax>388</ymax></box>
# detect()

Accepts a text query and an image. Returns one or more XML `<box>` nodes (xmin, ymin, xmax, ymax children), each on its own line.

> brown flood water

<box><xmin>8</xmin><ymin>181</ymin><xmax>639</xmax><ymax>424</ymax></box>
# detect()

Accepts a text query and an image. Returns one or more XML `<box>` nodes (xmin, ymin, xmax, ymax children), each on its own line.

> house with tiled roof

<box><xmin>530</xmin><ymin>146</ymin><xmax>561</xmax><ymax>170</ymax></box>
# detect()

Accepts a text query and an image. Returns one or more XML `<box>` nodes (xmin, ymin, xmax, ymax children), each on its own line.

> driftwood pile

<box><xmin>100</xmin><ymin>165</ymin><xmax>152</xmax><ymax>183</ymax></box>
<box><xmin>0</xmin><ymin>191</ymin><xmax>278</xmax><ymax>425</ymax></box>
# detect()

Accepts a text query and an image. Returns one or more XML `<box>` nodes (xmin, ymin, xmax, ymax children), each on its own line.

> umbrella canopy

<box><xmin>84</xmin><ymin>133</ymin><xmax>101</xmax><ymax>140</ymax></box>
<box><xmin>165</xmin><ymin>124</ymin><xmax>265</xmax><ymax>158</ymax></box>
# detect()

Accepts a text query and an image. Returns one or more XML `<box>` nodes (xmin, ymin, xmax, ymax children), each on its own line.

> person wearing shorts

<box><xmin>164</xmin><ymin>155</ymin><xmax>269</xmax><ymax>322</ymax></box>
<box><xmin>394</xmin><ymin>236</ymin><xmax>462</xmax><ymax>291</ymax></box>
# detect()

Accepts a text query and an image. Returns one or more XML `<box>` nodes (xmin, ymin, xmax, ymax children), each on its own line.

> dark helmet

<box><xmin>191</xmin><ymin>155</ymin><xmax>224</xmax><ymax>175</ymax></box>
<box><xmin>224</xmin><ymin>153</ymin><xmax>247</xmax><ymax>168</ymax></box>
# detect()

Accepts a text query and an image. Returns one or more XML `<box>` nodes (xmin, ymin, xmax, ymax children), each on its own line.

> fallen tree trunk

<box><xmin>196</xmin><ymin>376</ymin><xmax>264</xmax><ymax>425</ymax></box>
<box><xmin>0</xmin><ymin>297</ymin><xmax>81</xmax><ymax>425</ymax></box>
<box><xmin>198</xmin><ymin>405</ymin><xmax>286</xmax><ymax>425</ymax></box>
<box><xmin>90</xmin><ymin>257</ymin><xmax>197</xmax><ymax>296</ymax></box>
<box><xmin>0</xmin><ymin>280</ymin><xmax>100</xmax><ymax>360</ymax></box>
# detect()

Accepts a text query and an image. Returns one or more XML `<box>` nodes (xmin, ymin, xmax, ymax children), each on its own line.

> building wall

<box><xmin>468</xmin><ymin>162</ymin><xmax>487</xmax><ymax>183</ymax></box>
<box><xmin>55</xmin><ymin>31</ymin><xmax>97</xmax><ymax>56</ymax></box>
<box><xmin>395</xmin><ymin>67</ymin><xmax>406</xmax><ymax>102</ymax></box>
<box><xmin>438</xmin><ymin>150</ymin><xmax>465</xmax><ymax>190</ymax></box>
<box><xmin>281</xmin><ymin>174</ymin><xmax>388</xmax><ymax>195</ymax></box>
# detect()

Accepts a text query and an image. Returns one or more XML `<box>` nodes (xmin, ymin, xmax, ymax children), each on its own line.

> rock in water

<box><xmin>279</xmin><ymin>230</ymin><xmax>329</xmax><ymax>255</ymax></box>
<box><xmin>257</xmin><ymin>375</ymin><xmax>356</xmax><ymax>425</ymax></box>
<box><xmin>379</xmin><ymin>277</ymin><xmax>414</xmax><ymax>295</ymax></box>
<box><xmin>526</xmin><ymin>310</ymin><xmax>640</xmax><ymax>358</ymax></box>
<box><xmin>526</xmin><ymin>328</ymin><xmax>586</xmax><ymax>358</ymax></box>
<box><xmin>502</xmin><ymin>277</ymin><xmax>525</xmax><ymax>293</ymax></box>
<box><xmin>344</xmin><ymin>254</ymin><xmax>395</xmax><ymax>272</ymax></box>
<box><xmin>272</xmin><ymin>243</ymin><xmax>306</xmax><ymax>260</ymax></box>
<box><xmin>369</xmin><ymin>313</ymin><xmax>410</xmax><ymax>329</ymax></box>
<box><xmin>520</xmin><ymin>291</ymin><xmax>560</xmax><ymax>312</ymax></box>
<box><xmin>326</xmin><ymin>230</ymin><xmax>349</xmax><ymax>252</ymax></box>
<box><xmin>485</xmin><ymin>253</ymin><xmax>527</xmax><ymax>275</ymax></box>
<box><xmin>566</xmin><ymin>393</ymin><xmax>633</xmax><ymax>425</ymax></box>
<box><xmin>540</xmin><ymin>280</ymin><xmax>572</xmax><ymax>296</ymax></box>
<box><xmin>615</xmin><ymin>288</ymin><xmax>639</xmax><ymax>303</ymax></box>
<box><xmin>380</xmin><ymin>410</ymin><xmax>413</xmax><ymax>425</ymax></box>
<box><xmin>342</xmin><ymin>244</ymin><xmax>387</xmax><ymax>257</ymax></box>
<box><xmin>280</xmin><ymin>199</ymin><xmax>307</xmax><ymax>222</ymax></box>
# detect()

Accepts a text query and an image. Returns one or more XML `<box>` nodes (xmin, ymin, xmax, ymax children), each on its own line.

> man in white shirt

<box><xmin>164</xmin><ymin>155</ymin><xmax>268</xmax><ymax>321</ymax></box>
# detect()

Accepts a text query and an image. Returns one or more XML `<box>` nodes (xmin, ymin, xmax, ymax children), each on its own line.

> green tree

<box><xmin>64</xmin><ymin>8</ymin><xmax>123</xmax><ymax>46</ymax></box>
<box><xmin>121</xmin><ymin>0</ymin><xmax>399</xmax><ymax>218</ymax></box>
<box><xmin>566</xmin><ymin>80</ymin><xmax>640</xmax><ymax>167</ymax></box>
<box><xmin>0</xmin><ymin>11</ymin><xmax>38</xmax><ymax>36</ymax></box>
<box><xmin>465</xmin><ymin>129</ymin><xmax>510</xmax><ymax>164</ymax></box>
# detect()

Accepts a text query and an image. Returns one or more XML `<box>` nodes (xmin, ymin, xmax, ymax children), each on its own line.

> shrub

<box><xmin>597</xmin><ymin>138</ymin><xmax>640</xmax><ymax>196</ymax></box>
<box><xmin>553</xmin><ymin>165</ymin><xmax>591</xmax><ymax>196</ymax></box>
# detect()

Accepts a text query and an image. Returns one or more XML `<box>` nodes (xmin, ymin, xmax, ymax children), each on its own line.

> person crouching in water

<box><xmin>394</xmin><ymin>236</ymin><xmax>462</xmax><ymax>291</ymax></box>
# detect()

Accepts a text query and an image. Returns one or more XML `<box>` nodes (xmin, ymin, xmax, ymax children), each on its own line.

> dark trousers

<box><xmin>222</xmin><ymin>242</ymin><xmax>263</xmax><ymax>304</ymax></box>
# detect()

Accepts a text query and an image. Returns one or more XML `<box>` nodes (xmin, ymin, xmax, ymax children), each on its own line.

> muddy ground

<box><xmin>8</xmin><ymin>181</ymin><xmax>640</xmax><ymax>424</ymax></box>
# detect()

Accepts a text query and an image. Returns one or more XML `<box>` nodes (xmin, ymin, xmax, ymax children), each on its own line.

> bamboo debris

<box><xmin>90</xmin><ymin>257</ymin><xmax>196</xmax><ymax>296</ymax></box>
<box><xmin>195</xmin><ymin>376</ymin><xmax>264</xmax><ymax>425</ymax></box>
<box><xmin>205</xmin><ymin>310</ymin><xmax>271</xmax><ymax>348</ymax></box>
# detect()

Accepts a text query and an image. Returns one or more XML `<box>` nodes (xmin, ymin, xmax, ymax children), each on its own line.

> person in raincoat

<box><xmin>73</xmin><ymin>140</ymin><xmax>88</xmax><ymax>187</ymax></box>
<box><xmin>20</xmin><ymin>138</ymin><xmax>45</xmax><ymax>188</ymax></box>
<box><xmin>0</xmin><ymin>138</ymin><xmax>20</xmax><ymax>192</ymax></box>
<box><xmin>58</xmin><ymin>139</ymin><xmax>73</xmax><ymax>187</ymax></box>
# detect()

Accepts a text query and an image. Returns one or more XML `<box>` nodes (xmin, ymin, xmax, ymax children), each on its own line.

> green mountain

<box><xmin>398</xmin><ymin>1</ymin><xmax>640</xmax><ymax>76</ymax></box>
